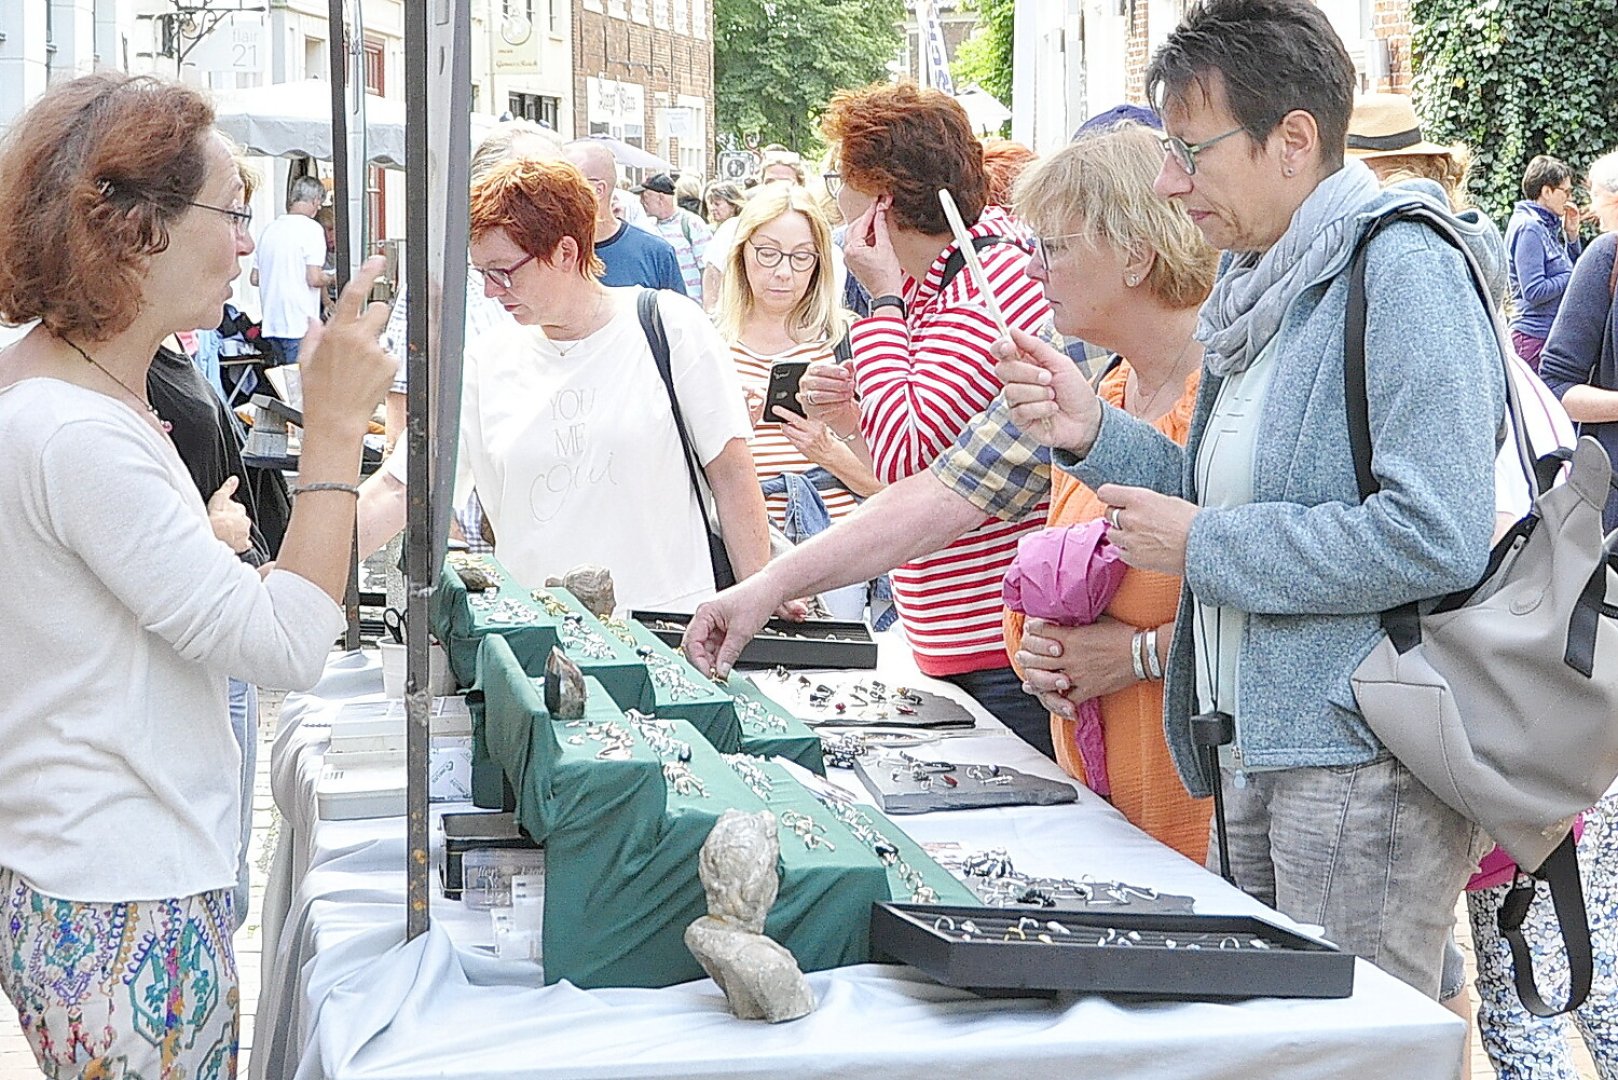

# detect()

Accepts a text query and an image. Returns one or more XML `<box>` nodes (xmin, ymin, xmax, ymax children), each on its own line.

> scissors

<box><xmin>382</xmin><ymin>606</ymin><xmax>406</xmax><ymax>645</ymax></box>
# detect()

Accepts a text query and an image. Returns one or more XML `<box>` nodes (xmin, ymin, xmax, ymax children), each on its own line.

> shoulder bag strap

<box><xmin>938</xmin><ymin>235</ymin><xmax>1005</xmax><ymax>293</ymax></box>
<box><xmin>1499</xmin><ymin>833</ymin><xmax>1593</xmax><ymax>1017</ymax></box>
<box><xmin>637</xmin><ymin>289</ymin><xmax>719</xmax><ymax>543</ymax></box>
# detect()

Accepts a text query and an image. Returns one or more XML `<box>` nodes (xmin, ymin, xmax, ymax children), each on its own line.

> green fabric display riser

<box><xmin>593</xmin><ymin>613</ymin><xmax>741</xmax><ymax>753</ymax></box>
<box><xmin>432</xmin><ymin>562</ymin><xmax>560</xmax><ymax>689</ymax></box>
<box><xmin>475</xmin><ymin>633</ymin><xmax>928</xmax><ymax>990</ymax></box>
<box><xmin>524</xmin><ymin>586</ymin><xmax>654</xmax><ymax>710</ymax></box>
<box><xmin>714</xmin><ymin>672</ymin><xmax>825</xmax><ymax>774</ymax></box>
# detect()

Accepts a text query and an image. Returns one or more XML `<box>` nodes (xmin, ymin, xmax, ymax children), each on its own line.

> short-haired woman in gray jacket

<box><xmin>996</xmin><ymin>0</ymin><xmax>1503</xmax><ymax>1000</ymax></box>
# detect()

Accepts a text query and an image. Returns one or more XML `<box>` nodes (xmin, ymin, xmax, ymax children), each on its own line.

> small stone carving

<box><xmin>684</xmin><ymin>809</ymin><xmax>816</xmax><ymax>1023</ymax></box>
<box><xmin>545</xmin><ymin>564</ymin><xmax>617</xmax><ymax>619</ymax></box>
<box><xmin>543</xmin><ymin>646</ymin><xmax>587</xmax><ymax>720</ymax></box>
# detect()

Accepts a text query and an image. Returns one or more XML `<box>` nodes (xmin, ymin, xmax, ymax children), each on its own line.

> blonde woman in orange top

<box><xmin>1004</xmin><ymin>125</ymin><xmax>1217</xmax><ymax>861</ymax></box>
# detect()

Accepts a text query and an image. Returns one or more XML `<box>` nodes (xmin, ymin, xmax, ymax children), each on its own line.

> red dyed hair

<box><xmin>469</xmin><ymin>158</ymin><xmax>604</xmax><ymax>280</ymax></box>
<box><xmin>821</xmin><ymin>82</ymin><xmax>988</xmax><ymax>235</ymax></box>
<box><xmin>0</xmin><ymin>73</ymin><xmax>215</xmax><ymax>341</ymax></box>
<box><xmin>981</xmin><ymin>139</ymin><xmax>1038</xmax><ymax>208</ymax></box>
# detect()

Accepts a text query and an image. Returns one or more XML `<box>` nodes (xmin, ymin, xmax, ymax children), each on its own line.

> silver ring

<box><xmin>1106</xmin><ymin>506</ymin><xmax>1122</xmax><ymax>530</ymax></box>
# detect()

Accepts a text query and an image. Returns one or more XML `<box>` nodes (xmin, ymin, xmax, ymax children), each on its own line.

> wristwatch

<box><xmin>869</xmin><ymin>294</ymin><xmax>907</xmax><ymax>318</ymax></box>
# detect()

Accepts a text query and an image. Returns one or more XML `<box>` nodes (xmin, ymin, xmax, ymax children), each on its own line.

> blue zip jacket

<box><xmin>1505</xmin><ymin>200</ymin><xmax>1582</xmax><ymax>339</ymax></box>
<box><xmin>1539</xmin><ymin>230</ymin><xmax>1618</xmax><ymax>531</ymax></box>
<box><xmin>1056</xmin><ymin>185</ymin><xmax>1506</xmax><ymax>795</ymax></box>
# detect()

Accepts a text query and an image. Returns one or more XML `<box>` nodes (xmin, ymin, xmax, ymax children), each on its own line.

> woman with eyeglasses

<box><xmin>0</xmin><ymin>73</ymin><xmax>394</xmax><ymax>1077</ymax></box>
<box><xmin>994</xmin><ymin>0</ymin><xmax>1506</xmax><ymax>1001</ymax></box>
<box><xmin>799</xmin><ymin>81</ymin><xmax>1060</xmax><ymax>757</ymax></box>
<box><xmin>358</xmin><ymin>157</ymin><xmax>771</xmax><ymax>613</ymax></box>
<box><xmin>714</xmin><ymin>185</ymin><xmax>881</xmax><ymax>595</ymax></box>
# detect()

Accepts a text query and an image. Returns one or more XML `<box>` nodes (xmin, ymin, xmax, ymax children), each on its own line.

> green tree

<box><xmin>714</xmin><ymin>0</ymin><xmax>905</xmax><ymax>159</ymax></box>
<box><xmin>1411</xmin><ymin>0</ymin><xmax>1618</xmax><ymax>225</ymax></box>
<box><xmin>951</xmin><ymin>0</ymin><xmax>1014</xmax><ymax>109</ymax></box>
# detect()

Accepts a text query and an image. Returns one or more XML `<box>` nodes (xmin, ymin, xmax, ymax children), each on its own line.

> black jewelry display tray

<box><xmin>440</xmin><ymin>810</ymin><xmax>541</xmax><ymax>898</ymax></box>
<box><xmin>870</xmin><ymin>903</ymin><xmax>1355</xmax><ymax>1001</ymax></box>
<box><xmin>630</xmin><ymin>610</ymin><xmax>879</xmax><ymax>669</ymax></box>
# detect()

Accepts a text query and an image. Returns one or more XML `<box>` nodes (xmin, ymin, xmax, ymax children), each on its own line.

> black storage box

<box><xmin>870</xmin><ymin>903</ymin><xmax>1354</xmax><ymax>1001</ymax></box>
<box><xmin>630</xmin><ymin>610</ymin><xmax>878</xmax><ymax>669</ymax></box>
<box><xmin>440</xmin><ymin>810</ymin><xmax>541</xmax><ymax>899</ymax></box>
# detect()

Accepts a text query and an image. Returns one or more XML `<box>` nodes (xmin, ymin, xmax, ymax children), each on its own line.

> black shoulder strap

<box><xmin>939</xmin><ymin>235</ymin><xmax>1006</xmax><ymax>293</ymax></box>
<box><xmin>1500</xmin><ymin>833</ymin><xmax>1593</xmax><ymax>1017</ymax></box>
<box><xmin>637</xmin><ymin>289</ymin><xmax>717</xmax><ymax>539</ymax></box>
<box><xmin>833</xmin><ymin>327</ymin><xmax>854</xmax><ymax>364</ymax></box>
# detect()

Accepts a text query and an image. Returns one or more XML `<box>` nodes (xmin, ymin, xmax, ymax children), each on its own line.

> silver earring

<box><xmin>1126</xmin><ymin>274</ymin><xmax>1138</xmax><ymax>286</ymax></box>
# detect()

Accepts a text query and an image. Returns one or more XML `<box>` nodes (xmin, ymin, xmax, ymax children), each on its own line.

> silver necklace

<box><xmin>1126</xmin><ymin>336</ymin><xmax>1197</xmax><ymax>420</ymax></box>
<box><xmin>551</xmin><ymin>291</ymin><xmax>608</xmax><ymax>356</ymax></box>
<box><xmin>59</xmin><ymin>335</ymin><xmax>171</xmax><ymax>433</ymax></box>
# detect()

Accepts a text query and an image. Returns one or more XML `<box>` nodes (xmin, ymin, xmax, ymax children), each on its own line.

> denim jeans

<box><xmin>760</xmin><ymin>469</ymin><xmax>896</xmax><ymax>631</ymax></box>
<box><xmin>227</xmin><ymin>678</ymin><xmax>258</xmax><ymax>931</ymax></box>
<box><xmin>1212</xmin><ymin>754</ymin><xmax>1483</xmax><ymax>997</ymax></box>
<box><xmin>942</xmin><ymin>665</ymin><xmax>1056</xmax><ymax>760</ymax></box>
<box><xmin>264</xmin><ymin>335</ymin><xmax>302</xmax><ymax>367</ymax></box>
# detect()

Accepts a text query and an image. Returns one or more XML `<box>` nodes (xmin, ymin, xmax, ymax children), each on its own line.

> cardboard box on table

<box><xmin>476</xmin><ymin>633</ymin><xmax>972</xmax><ymax>989</ymax></box>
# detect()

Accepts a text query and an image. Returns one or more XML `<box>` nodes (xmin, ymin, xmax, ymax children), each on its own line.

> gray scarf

<box><xmin>1197</xmin><ymin>160</ymin><xmax>1383</xmax><ymax>376</ymax></box>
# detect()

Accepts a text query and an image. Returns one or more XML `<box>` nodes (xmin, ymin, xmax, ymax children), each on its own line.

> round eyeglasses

<box><xmin>187</xmin><ymin>200</ymin><xmax>253</xmax><ymax>234</ymax></box>
<box><xmin>749</xmin><ymin>244</ymin><xmax>819</xmax><ymax>272</ymax></box>
<box><xmin>1157</xmin><ymin>126</ymin><xmax>1245</xmax><ymax>176</ymax></box>
<box><xmin>471</xmin><ymin>251</ymin><xmax>537</xmax><ymax>290</ymax></box>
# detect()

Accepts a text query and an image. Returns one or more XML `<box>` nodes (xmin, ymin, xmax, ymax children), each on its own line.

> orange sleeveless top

<box><xmin>1004</xmin><ymin>360</ymin><xmax>1209</xmax><ymax>863</ymax></box>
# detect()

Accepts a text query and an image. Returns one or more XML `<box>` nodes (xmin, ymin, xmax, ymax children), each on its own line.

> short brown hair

<box><xmin>981</xmin><ymin>139</ymin><xmax>1038</xmax><ymax>208</ymax></box>
<box><xmin>0</xmin><ymin>73</ymin><xmax>215</xmax><ymax>340</ymax></box>
<box><xmin>822</xmin><ymin>82</ymin><xmax>987</xmax><ymax>235</ymax></box>
<box><xmin>469</xmin><ymin>158</ymin><xmax>604</xmax><ymax>280</ymax></box>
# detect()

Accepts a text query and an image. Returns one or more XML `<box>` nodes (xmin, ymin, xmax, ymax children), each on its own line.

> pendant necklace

<box><xmin>58</xmin><ymin>335</ymin><xmax>172</xmax><ymax>433</ymax></box>
<box><xmin>552</xmin><ymin>291</ymin><xmax>607</xmax><ymax>357</ymax></box>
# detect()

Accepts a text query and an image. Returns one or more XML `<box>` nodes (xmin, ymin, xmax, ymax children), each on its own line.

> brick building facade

<box><xmin>573</xmin><ymin>0</ymin><xmax>714</xmax><ymax>178</ymax></box>
<box><xmin>1370</xmin><ymin>0</ymin><xmax>1414</xmax><ymax>93</ymax></box>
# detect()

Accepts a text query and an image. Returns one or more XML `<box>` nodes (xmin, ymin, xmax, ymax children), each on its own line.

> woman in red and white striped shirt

<box><xmin>714</xmin><ymin>184</ymin><xmax>881</xmax><ymax>533</ymax></box>
<box><xmin>803</xmin><ymin>83</ymin><xmax>1058</xmax><ymax>756</ymax></box>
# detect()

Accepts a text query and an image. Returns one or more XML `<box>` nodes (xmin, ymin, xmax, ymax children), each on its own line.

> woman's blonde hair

<box><xmin>1013</xmin><ymin>124</ymin><xmax>1217</xmax><ymax>311</ymax></box>
<box><xmin>714</xmin><ymin>184</ymin><xmax>848</xmax><ymax>345</ymax></box>
<box><xmin>1365</xmin><ymin>147</ymin><xmax>1473</xmax><ymax>211</ymax></box>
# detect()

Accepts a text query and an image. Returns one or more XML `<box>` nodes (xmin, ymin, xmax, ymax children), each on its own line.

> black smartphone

<box><xmin>761</xmin><ymin>361</ymin><xmax>811</xmax><ymax>423</ymax></box>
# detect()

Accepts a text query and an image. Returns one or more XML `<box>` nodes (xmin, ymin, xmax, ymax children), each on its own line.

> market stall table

<box><xmin>252</xmin><ymin>646</ymin><xmax>1466</xmax><ymax>1080</ymax></box>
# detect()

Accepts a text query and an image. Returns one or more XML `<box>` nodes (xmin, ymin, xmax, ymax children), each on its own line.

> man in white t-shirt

<box><xmin>251</xmin><ymin>175</ymin><xmax>333</xmax><ymax>367</ymax></box>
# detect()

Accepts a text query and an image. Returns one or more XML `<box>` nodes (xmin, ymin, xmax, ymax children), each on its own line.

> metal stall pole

<box><xmin>404</xmin><ymin>0</ymin><xmax>472</xmax><ymax>942</ymax></box>
<box><xmin>327</xmin><ymin>0</ymin><xmax>363</xmax><ymax>651</ymax></box>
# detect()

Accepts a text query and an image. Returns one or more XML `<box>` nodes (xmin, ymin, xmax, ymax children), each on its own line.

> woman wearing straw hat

<box><xmin>1345</xmin><ymin>93</ymin><xmax>1472</xmax><ymax>202</ymax></box>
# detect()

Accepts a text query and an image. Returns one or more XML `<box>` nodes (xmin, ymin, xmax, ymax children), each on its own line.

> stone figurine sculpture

<box><xmin>545</xmin><ymin>564</ymin><xmax>617</xmax><ymax>619</ymax></box>
<box><xmin>543</xmin><ymin>646</ymin><xmax>587</xmax><ymax>720</ymax></box>
<box><xmin>684</xmin><ymin>809</ymin><xmax>816</xmax><ymax>1022</ymax></box>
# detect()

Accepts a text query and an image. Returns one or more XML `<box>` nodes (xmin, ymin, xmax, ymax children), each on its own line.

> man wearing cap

<box><xmin>636</xmin><ymin>172</ymin><xmax>712</xmax><ymax>305</ymax></box>
<box><xmin>564</xmin><ymin>141</ymin><xmax>688</xmax><ymax>295</ymax></box>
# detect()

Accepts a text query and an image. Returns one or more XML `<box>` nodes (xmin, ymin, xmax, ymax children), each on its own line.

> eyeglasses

<box><xmin>822</xmin><ymin>171</ymin><xmax>843</xmax><ymax>197</ymax></box>
<box><xmin>471</xmin><ymin>251</ymin><xmax>537</xmax><ymax>290</ymax></box>
<box><xmin>749</xmin><ymin>244</ymin><xmax>819</xmax><ymax>272</ymax></box>
<box><xmin>1157</xmin><ymin>126</ymin><xmax>1245</xmax><ymax>176</ymax></box>
<box><xmin>188</xmin><ymin>200</ymin><xmax>253</xmax><ymax>234</ymax></box>
<box><xmin>1030</xmin><ymin>232</ymin><xmax>1089</xmax><ymax>276</ymax></box>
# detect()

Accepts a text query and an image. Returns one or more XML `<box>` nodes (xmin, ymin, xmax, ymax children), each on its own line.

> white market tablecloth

<box><xmin>252</xmin><ymin>647</ymin><xmax>1465</xmax><ymax>1080</ymax></box>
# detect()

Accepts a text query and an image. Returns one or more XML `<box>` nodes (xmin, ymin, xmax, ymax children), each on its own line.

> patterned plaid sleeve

<box><xmin>928</xmin><ymin>392</ymin><xmax>1052</xmax><ymax>521</ymax></box>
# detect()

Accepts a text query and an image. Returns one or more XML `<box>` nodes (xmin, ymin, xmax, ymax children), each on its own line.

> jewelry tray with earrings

<box><xmin>870</xmin><ymin>903</ymin><xmax>1354</xmax><ymax>1001</ymax></box>
<box><xmin>630</xmin><ymin>609</ymin><xmax>879</xmax><ymax>669</ymax></box>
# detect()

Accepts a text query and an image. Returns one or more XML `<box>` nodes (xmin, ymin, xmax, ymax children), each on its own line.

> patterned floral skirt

<box><xmin>0</xmin><ymin>868</ymin><xmax>238</xmax><ymax>1080</ymax></box>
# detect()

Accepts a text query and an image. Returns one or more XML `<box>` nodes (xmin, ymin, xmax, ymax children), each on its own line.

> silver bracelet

<box><xmin>1145</xmin><ymin>626</ymin><xmax>1163</xmax><ymax>680</ymax></box>
<box><xmin>1130</xmin><ymin>630</ymin><xmax>1148</xmax><ymax>682</ymax></box>
<box><xmin>291</xmin><ymin>481</ymin><xmax>360</xmax><ymax>497</ymax></box>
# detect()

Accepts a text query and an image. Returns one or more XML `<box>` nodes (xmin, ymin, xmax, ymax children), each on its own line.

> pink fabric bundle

<box><xmin>1002</xmin><ymin>520</ymin><xmax>1128</xmax><ymax>795</ymax></box>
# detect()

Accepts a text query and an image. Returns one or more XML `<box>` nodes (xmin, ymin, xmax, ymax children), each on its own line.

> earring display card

<box><xmin>631</xmin><ymin>609</ymin><xmax>879</xmax><ymax>669</ymax></box>
<box><xmin>871</xmin><ymin>903</ymin><xmax>1354</xmax><ymax>1001</ymax></box>
<box><xmin>852</xmin><ymin>756</ymin><xmax>1078</xmax><ymax>814</ymax></box>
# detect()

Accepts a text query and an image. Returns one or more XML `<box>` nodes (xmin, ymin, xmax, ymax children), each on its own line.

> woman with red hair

<box><xmin>359</xmin><ymin>157</ymin><xmax>769</xmax><ymax>611</ymax></box>
<box><xmin>800</xmin><ymin>82</ymin><xmax>1058</xmax><ymax>755</ymax></box>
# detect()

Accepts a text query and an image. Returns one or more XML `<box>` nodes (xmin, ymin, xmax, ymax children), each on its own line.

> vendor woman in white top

<box><xmin>0</xmin><ymin>73</ymin><xmax>394</xmax><ymax>1079</ymax></box>
<box><xmin>357</xmin><ymin>158</ymin><xmax>771</xmax><ymax>613</ymax></box>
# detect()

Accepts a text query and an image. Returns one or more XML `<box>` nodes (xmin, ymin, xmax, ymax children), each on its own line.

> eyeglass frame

<box><xmin>821</xmin><ymin>171</ymin><xmax>843</xmax><ymax>197</ymax></box>
<box><xmin>187</xmin><ymin>200</ymin><xmax>253</xmax><ymax>233</ymax></box>
<box><xmin>471</xmin><ymin>251</ymin><xmax>538</xmax><ymax>290</ymax></box>
<box><xmin>1030</xmin><ymin>232</ymin><xmax>1090</xmax><ymax>277</ymax></box>
<box><xmin>1157</xmin><ymin>125</ymin><xmax>1246</xmax><ymax>176</ymax></box>
<box><xmin>748</xmin><ymin>243</ymin><xmax>820</xmax><ymax>273</ymax></box>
